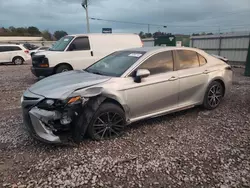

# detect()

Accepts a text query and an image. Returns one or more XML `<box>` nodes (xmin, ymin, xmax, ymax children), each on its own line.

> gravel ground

<box><xmin>0</xmin><ymin>64</ymin><xmax>250</xmax><ymax>188</ymax></box>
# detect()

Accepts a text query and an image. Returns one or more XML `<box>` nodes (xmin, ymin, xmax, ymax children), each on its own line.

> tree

<box><xmin>42</xmin><ymin>30</ymin><xmax>52</xmax><ymax>41</ymax></box>
<box><xmin>192</xmin><ymin>33</ymin><xmax>200</xmax><ymax>36</ymax></box>
<box><xmin>54</xmin><ymin>30</ymin><xmax>68</xmax><ymax>40</ymax></box>
<box><xmin>139</xmin><ymin>31</ymin><xmax>145</xmax><ymax>39</ymax></box>
<box><xmin>27</xmin><ymin>26</ymin><xmax>41</xmax><ymax>36</ymax></box>
<box><xmin>145</xmin><ymin>33</ymin><xmax>152</xmax><ymax>38</ymax></box>
<box><xmin>8</xmin><ymin>26</ymin><xmax>16</xmax><ymax>33</ymax></box>
<box><xmin>16</xmin><ymin>27</ymin><xmax>28</xmax><ymax>36</ymax></box>
<box><xmin>153</xmin><ymin>31</ymin><xmax>166</xmax><ymax>38</ymax></box>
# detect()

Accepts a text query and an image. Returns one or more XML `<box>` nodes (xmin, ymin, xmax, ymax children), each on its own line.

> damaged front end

<box><xmin>22</xmin><ymin>91</ymin><xmax>89</xmax><ymax>144</ymax></box>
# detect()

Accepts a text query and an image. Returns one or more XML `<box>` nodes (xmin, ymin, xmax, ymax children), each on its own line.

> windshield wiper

<box><xmin>85</xmin><ymin>69</ymin><xmax>107</xmax><ymax>76</ymax></box>
<box><xmin>91</xmin><ymin>71</ymin><xmax>104</xmax><ymax>75</ymax></box>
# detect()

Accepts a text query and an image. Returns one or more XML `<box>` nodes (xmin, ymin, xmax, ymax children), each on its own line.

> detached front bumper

<box><xmin>22</xmin><ymin>106</ymin><xmax>66</xmax><ymax>144</ymax></box>
<box><xmin>28</xmin><ymin>107</ymin><xmax>62</xmax><ymax>143</ymax></box>
<box><xmin>21</xmin><ymin>90</ymin><xmax>75</xmax><ymax>144</ymax></box>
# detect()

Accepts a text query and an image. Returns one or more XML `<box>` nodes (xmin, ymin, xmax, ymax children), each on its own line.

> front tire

<box><xmin>55</xmin><ymin>64</ymin><xmax>72</xmax><ymax>74</ymax></box>
<box><xmin>203</xmin><ymin>81</ymin><xmax>224</xmax><ymax>110</ymax></box>
<box><xmin>87</xmin><ymin>102</ymin><xmax>126</xmax><ymax>141</ymax></box>
<box><xmin>12</xmin><ymin>56</ymin><xmax>24</xmax><ymax>65</ymax></box>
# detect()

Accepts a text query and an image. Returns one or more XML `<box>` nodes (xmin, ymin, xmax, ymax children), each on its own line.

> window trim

<box><xmin>66</xmin><ymin>36</ymin><xmax>91</xmax><ymax>51</ymax></box>
<box><xmin>197</xmin><ymin>52</ymin><xmax>207</xmax><ymax>66</ymax></box>
<box><xmin>126</xmin><ymin>50</ymin><xmax>175</xmax><ymax>77</ymax></box>
<box><xmin>174</xmin><ymin>49</ymin><xmax>200</xmax><ymax>70</ymax></box>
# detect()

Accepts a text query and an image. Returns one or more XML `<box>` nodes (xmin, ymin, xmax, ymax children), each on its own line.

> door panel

<box><xmin>66</xmin><ymin>37</ymin><xmax>93</xmax><ymax>70</ymax></box>
<box><xmin>124</xmin><ymin>72</ymin><xmax>179</xmax><ymax>119</ymax></box>
<box><xmin>67</xmin><ymin>51</ymin><xmax>94</xmax><ymax>69</ymax></box>
<box><xmin>0</xmin><ymin>52</ymin><xmax>9</xmax><ymax>62</ymax></box>
<box><xmin>177</xmin><ymin>65</ymin><xmax>209</xmax><ymax>106</ymax></box>
<box><xmin>0</xmin><ymin>47</ymin><xmax>11</xmax><ymax>62</ymax></box>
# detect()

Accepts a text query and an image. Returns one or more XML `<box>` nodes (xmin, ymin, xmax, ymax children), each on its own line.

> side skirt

<box><xmin>129</xmin><ymin>104</ymin><xmax>196</xmax><ymax>124</ymax></box>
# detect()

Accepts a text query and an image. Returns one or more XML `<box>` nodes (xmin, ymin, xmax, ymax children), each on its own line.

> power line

<box><xmin>90</xmin><ymin>17</ymin><xmax>250</xmax><ymax>28</ymax></box>
<box><xmin>90</xmin><ymin>17</ymin><xmax>167</xmax><ymax>27</ymax></box>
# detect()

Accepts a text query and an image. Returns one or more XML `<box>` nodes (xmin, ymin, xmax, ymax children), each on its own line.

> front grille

<box><xmin>32</xmin><ymin>55</ymin><xmax>49</xmax><ymax>68</ymax></box>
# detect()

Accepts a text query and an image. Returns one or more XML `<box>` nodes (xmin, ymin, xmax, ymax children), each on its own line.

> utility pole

<box><xmin>81</xmin><ymin>0</ymin><xmax>90</xmax><ymax>33</ymax></box>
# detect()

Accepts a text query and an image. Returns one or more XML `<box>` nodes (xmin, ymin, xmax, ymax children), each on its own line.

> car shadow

<box><xmin>127</xmin><ymin>106</ymin><xmax>203</xmax><ymax>131</ymax></box>
<box><xmin>0</xmin><ymin>63</ymin><xmax>15</xmax><ymax>66</ymax></box>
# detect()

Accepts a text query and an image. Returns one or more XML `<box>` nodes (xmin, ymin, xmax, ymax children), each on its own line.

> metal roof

<box><xmin>190</xmin><ymin>31</ymin><xmax>250</xmax><ymax>39</ymax></box>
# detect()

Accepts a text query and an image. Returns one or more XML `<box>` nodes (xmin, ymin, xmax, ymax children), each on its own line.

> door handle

<box><xmin>90</xmin><ymin>51</ymin><xmax>93</xmax><ymax>56</ymax></box>
<box><xmin>203</xmin><ymin>70</ymin><xmax>210</xmax><ymax>74</ymax></box>
<box><xmin>168</xmin><ymin>76</ymin><xmax>178</xmax><ymax>81</ymax></box>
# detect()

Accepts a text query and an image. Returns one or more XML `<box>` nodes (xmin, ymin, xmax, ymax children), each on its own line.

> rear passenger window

<box><xmin>138</xmin><ymin>51</ymin><xmax>174</xmax><ymax>75</ymax></box>
<box><xmin>0</xmin><ymin>47</ymin><xmax>4</xmax><ymax>52</ymax></box>
<box><xmin>10</xmin><ymin>46</ymin><xmax>22</xmax><ymax>51</ymax></box>
<box><xmin>0</xmin><ymin>46</ymin><xmax>11</xmax><ymax>52</ymax></box>
<box><xmin>71</xmin><ymin>37</ymin><xmax>90</xmax><ymax>51</ymax></box>
<box><xmin>176</xmin><ymin>50</ymin><xmax>199</xmax><ymax>70</ymax></box>
<box><xmin>0</xmin><ymin>46</ymin><xmax>21</xmax><ymax>52</ymax></box>
<box><xmin>198</xmin><ymin>54</ymin><xmax>207</xmax><ymax>66</ymax></box>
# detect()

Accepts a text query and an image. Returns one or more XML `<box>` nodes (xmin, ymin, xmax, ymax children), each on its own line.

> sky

<box><xmin>0</xmin><ymin>0</ymin><xmax>250</xmax><ymax>35</ymax></box>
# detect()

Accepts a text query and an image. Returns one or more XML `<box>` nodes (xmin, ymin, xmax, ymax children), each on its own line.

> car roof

<box><xmin>122</xmin><ymin>46</ymin><xmax>205</xmax><ymax>54</ymax></box>
<box><xmin>0</xmin><ymin>44</ymin><xmax>23</xmax><ymax>47</ymax></box>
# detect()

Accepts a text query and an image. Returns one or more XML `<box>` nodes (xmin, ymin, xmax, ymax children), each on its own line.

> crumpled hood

<box><xmin>28</xmin><ymin>70</ymin><xmax>111</xmax><ymax>99</ymax></box>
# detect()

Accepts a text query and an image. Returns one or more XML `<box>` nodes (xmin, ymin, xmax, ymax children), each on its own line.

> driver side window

<box><xmin>138</xmin><ymin>51</ymin><xmax>174</xmax><ymax>75</ymax></box>
<box><xmin>68</xmin><ymin>37</ymin><xmax>90</xmax><ymax>51</ymax></box>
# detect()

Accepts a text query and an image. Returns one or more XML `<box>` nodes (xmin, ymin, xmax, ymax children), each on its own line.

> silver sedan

<box><xmin>21</xmin><ymin>47</ymin><xmax>232</xmax><ymax>144</ymax></box>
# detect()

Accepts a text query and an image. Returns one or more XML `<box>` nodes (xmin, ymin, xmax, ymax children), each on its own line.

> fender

<box><xmin>75</xmin><ymin>86</ymin><xmax>131</xmax><ymax>122</ymax></box>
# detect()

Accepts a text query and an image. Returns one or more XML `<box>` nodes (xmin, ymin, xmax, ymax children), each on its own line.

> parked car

<box><xmin>21</xmin><ymin>47</ymin><xmax>232</xmax><ymax>144</ymax></box>
<box><xmin>31</xmin><ymin>33</ymin><xmax>143</xmax><ymax>77</ymax></box>
<box><xmin>0</xmin><ymin>44</ymin><xmax>31</xmax><ymax>65</ymax></box>
<box><xmin>30</xmin><ymin>46</ymin><xmax>49</xmax><ymax>56</ymax></box>
<box><xmin>23</xmin><ymin>43</ymin><xmax>39</xmax><ymax>50</ymax></box>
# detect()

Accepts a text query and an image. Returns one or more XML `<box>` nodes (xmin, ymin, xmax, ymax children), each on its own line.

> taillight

<box><xmin>141</xmin><ymin>40</ymin><xmax>144</xmax><ymax>47</ymax></box>
<box><xmin>24</xmin><ymin>50</ymin><xmax>29</xmax><ymax>54</ymax></box>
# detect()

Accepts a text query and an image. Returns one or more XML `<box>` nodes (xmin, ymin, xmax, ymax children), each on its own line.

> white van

<box><xmin>31</xmin><ymin>33</ymin><xmax>143</xmax><ymax>77</ymax></box>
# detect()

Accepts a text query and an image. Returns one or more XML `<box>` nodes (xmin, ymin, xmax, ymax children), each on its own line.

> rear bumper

<box><xmin>31</xmin><ymin>66</ymin><xmax>54</xmax><ymax>77</ymax></box>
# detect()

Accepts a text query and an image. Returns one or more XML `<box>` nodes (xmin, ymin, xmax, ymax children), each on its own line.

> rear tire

<box><xmin>203</xmin><ymin>81</ymin><xmax>224</xmax><ymax>110</ymax></box>
<box><xmin>55</xmin><ymin>64</ymin><xmax>72</xmax><ymax>74</ymax></box>
<box><xmin>12</xmin><ymin>56</ymin><xmax>24</xmax><ymax>65</ymax></box>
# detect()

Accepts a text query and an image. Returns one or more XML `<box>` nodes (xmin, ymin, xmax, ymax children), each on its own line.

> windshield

<box><xmin>86</xmin><ymin>51</ymin><xmax>146</xmax><ymax>77</ymax></box>
<box><xmin>49</xmin><ymin>36</ymin><xmax>74</xmax><ymax>51</ymax></box>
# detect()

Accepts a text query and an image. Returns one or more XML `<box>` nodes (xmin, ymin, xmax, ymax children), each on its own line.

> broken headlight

<box><xmin>37</xmin><ymin>96</ymin><xmax>88</xmax><ymax>110</ymax></box>
<box><xmin>37</xmin><ymin>99</ymin><xmax>64</xmax><ymax>110</ymax></box>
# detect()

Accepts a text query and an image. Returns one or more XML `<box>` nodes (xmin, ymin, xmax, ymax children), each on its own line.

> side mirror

<box><xmin>134</xmin><ymin>69</ymin><xmax>150</xmax><ymax>83</ymax></box>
